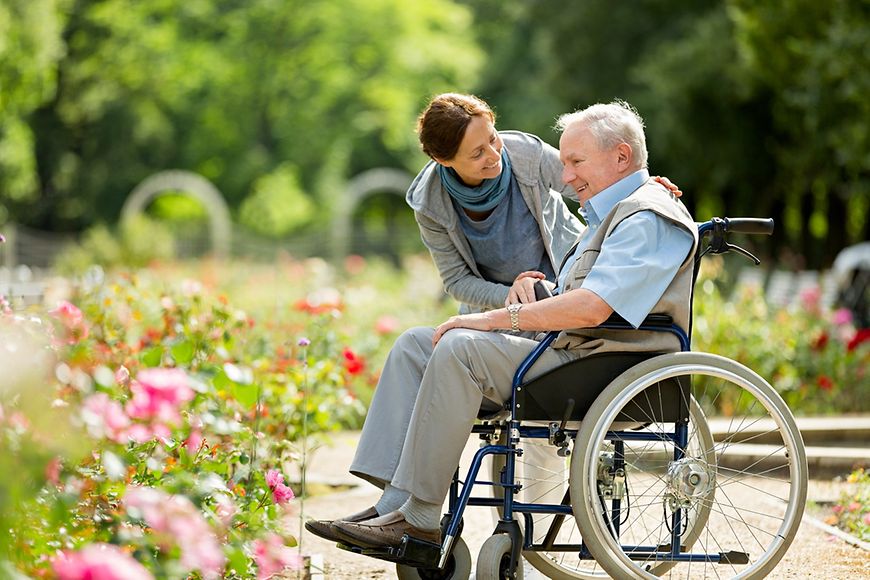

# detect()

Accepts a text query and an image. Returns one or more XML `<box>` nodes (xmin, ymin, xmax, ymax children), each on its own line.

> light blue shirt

<box><xmin>556</xmin><ymin>169</ymin><xmax>694</xmax><ymax>327</ymax></box>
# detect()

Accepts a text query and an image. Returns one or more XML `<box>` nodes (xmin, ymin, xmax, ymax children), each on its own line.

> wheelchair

<box><xmin>341</xmin><ymin>217</ymin><xmax>808</xmax><ymax>579</ymax></box>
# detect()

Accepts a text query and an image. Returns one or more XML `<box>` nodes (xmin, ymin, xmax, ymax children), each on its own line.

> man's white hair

<box><xmin>554</xmin><ymin>100</ymin><xmax>648</xmax><ymax>170</ymax></box>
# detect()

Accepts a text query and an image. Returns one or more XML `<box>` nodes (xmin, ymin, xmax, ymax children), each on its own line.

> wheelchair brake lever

<box><xmin>726</xmin><ymin>242</ymin><xmax>761</xmax><ymax>265</ymax></box>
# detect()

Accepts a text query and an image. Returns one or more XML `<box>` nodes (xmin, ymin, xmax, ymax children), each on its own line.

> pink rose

<box><xmin>253</xmin><ymin>534</ymin><xmax>303</xmax><ymax>580</ymax></box>
<box><xmin>272</xmin><ymin>482</ymin><xmax>295</xmax><ymax>505</ymax></box>
<box><xmin>82</xmin><ymin>393</ymin><xmax>131</xmax><ymax>443</ymax></box>
<box><xmin>265</xmin><ymin>469</ymin><xmax>284</xmax><ymax>489</ymax></box>
<box><xmin>126</xmin><ymin>368</ymin><xmax>194</xmax><ymax>425</ymax></box>
<box><xmin>125</xmin><ymin>487</ymin><xmax>225</xmax><ymax>578</ymax></box>
<box><xmin>52</xmin><ymin>543</ymin><xmax>153</xmax><ymax>580</ymax></box>
<box><xmin>50</xmin><ymin>300</ymin><xmax>89</xmax><ymax>344</ymax></box>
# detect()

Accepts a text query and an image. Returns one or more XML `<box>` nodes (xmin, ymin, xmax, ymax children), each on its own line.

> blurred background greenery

<box><xmin>1</xmin><ymin>0</ymin><xmax>868</xmax><ymax>269</ymax></box>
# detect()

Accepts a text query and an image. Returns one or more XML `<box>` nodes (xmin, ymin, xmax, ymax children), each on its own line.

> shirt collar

<box><xmin>579</xmin><ymin>169</ymin><xmax>650</xmax><ymax>227</ymax></box>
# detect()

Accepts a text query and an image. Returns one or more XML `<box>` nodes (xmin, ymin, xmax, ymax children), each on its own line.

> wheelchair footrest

<box><xmin>337</xmin><ymin>534</ymin><xmax>442</xmax><ymax>568</ymax></box>
<box><xmin>719</xmin><ymin>550</ymin><xmax>750</xmax><ymax>565</ymax></box>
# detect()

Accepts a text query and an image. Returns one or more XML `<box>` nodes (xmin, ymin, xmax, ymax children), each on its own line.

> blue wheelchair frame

<box><xmin>437</xmin><ymin>218</ymin><xmax>753</xmax><ymax>572</ymax></box>
<box><xmin>347</xmin><ymin>217</ymin><xmax>772</xmax><ymax>574</ymax></box>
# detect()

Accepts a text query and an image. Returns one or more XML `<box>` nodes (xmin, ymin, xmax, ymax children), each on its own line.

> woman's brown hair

<box><xmin>416</xmin><ymin>93</ymin><xmax>496</xmax><ymax>161</ymax></box>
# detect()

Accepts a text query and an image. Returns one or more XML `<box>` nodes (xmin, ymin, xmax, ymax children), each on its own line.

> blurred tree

<box><xmin>729</xmin><ymin>0</ymin><xmax>870</xmax><ymax>266</ymax></box>
<box><xmin>15</xmin><ymin>0</ymin><xmax>481</xmax><ymax>233</ymax></box>
<box><xmin>0</xmin><ymin>0</ymin><xmax>68</xmax><ymax>224</ymax></box>
<box><xmin>499</xmin><ymin>0</ymin><xmax>868</xmax><ymax>267</ymax></box>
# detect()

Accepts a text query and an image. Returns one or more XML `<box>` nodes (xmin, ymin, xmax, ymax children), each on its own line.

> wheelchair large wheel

<box><xmin>491</xmin><ymin>397</ymin><xmax>714</xmax><ymax>579</ymax></box>
<box><xmin>396</xmin><ymin>537</ymin><xmax>471</xmax><ymax>580</ymax></box>
<box><xmin>571</xmin><ymin>352</ymin><xmax>807</xmax><ymax>579</ymax></box>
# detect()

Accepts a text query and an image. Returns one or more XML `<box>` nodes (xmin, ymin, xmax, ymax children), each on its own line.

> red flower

<box><xmin>342</xmin><ymin>347</ymin><xmax>365</xmax><ymax>375</ymax></box>
<box><xmin>816</xmin><ymin>375</ymin><xmax>834</xmax><ymax>391</ymax></box>
<box><xmin>847</xmin><ymin>328</ymin><xmax>870</xmax><ymax>352</ymax></box>
<box><xmin>811</xmin><ymin>331</ymin><xmax>829</xmax><ymax>351</ymax></box>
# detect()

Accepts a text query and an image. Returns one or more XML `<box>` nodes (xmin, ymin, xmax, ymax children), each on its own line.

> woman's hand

<box><xmin>506</xmin><ymin>271</ymin><xmax>546</xmax><ymax>306</ymax></box>
<box><xmin>653</xmin><ymin>175</ymin><xmax>682</xmax><ymax>198</ymax></box>
<box><xmin>433</xmin><ymin>312</ymin><xmax>494</xmax><ymax>347</ymax></box>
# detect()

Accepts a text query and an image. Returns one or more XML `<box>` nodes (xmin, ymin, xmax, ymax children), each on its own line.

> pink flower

<box><xmin>214</xmin><ymin>494</ymin><xmax>238</xmax><ymax>526</ymax></box>
<box><xmin>45</xmin><ymin>456</ymin><xmax>62</xmax><ymax>486</ymax></box>
<box><xmin>185</xmin><ymin>429</ymin><xmax>204</xmax><ymax>451</ymax></box>
<box><xmin>799</xmin><ymin>286</ymin><xmax>821</xmax><ymax>312</ymax></box>
<box><xmin>832</xmin><ymin>308</ymin><xmax>853</xmax><ymax>326</ymax></box>
<box><xmin>272</xmin><ymin>483</ymin><xmax>295</xmax><ymax>505</ymax></box>
<box><xmin>265</xmin><ymin>469</ymin><xmax>295</xmax><ymax>505</ymax></box>
<box><xmin>375</xmin><ymin>315</ymin><xmax>399</xmax><ymax>335</ymax></box>
<box><xmin>848</xmin><ymin>501</ymin><xmax>861</xmax><ymax>512</ymax></box>
<box><xmin>265</xmin><ymin>469</ymin><xmax>284</xmax><ymax>489</ymax></box>
<box><xmin>864</xmin><ymin>513</ymin><xmax>870</xmax><ymax>526</ymax></box>
<box><xmin>50</xmin><ymin>300</ymin><xmax>89</xmax><ymax>344</ymax></box>
<box><xmin>124</xmin><ymin>487</ymin><xmax>225</xmax><ymax>578</ymax></box>
<box><xmin>82</xmin><ymin>393</ymin><xmax>131</xmax><ymax>443</ymax></box>
<box><xmin>126</xmin><ymin>368</ymin><xmax>194</xmax><ymax>425</ymax></box>
<box><xmin>253</xmin><ymin>534</ymin><xmax>303</xmax><ymax>580</ymax></box>
<box><xmin>52</xmin><ymin>543</ymin><xmax>153</xmax><ymax>580</ymax></box>
<box><xmin>115</xmin><ymin>365</ymin><xmax>131</xmax><ymax>387</ymax></box>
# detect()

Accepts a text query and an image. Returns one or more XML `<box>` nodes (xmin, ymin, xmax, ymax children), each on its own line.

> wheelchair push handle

<box><xmin>698</xmin><ymin>216</ymin><xmax>774</xmax><ymax>265</ymax></box>
<box><xmin>721</xmin><ymin>217</ymin><xmax>774</xmax><ymax>235</ymax></box>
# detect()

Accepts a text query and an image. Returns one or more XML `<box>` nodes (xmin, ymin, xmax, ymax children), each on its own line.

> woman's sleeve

<box><xmin>415</xmin><ymin>212</ymin><xmax>510</xmax><ymax>310</ymax></box>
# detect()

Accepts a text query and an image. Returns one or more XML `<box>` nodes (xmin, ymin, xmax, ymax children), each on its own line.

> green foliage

<box><xmin>829</xmin><ymin>468</ymin><xmax>870</xmax><ymax>542</ymax></box>
<box><xmin>693</xmin><ymin>259</ymin><xmax>870</xmax><ymax>415</ymax></box>
<box><xmin>239</xmin><ymin>163</ymin><xmax>314</xmax><ymax>237</ymax></box>
<box><xmin>9</xmin><ymin>0</ymin><xmax>480</xmax><ymax>232</ymax></box>
<box><xmin>53</xmin><ymin>215</ymin><xmax>177</xmax><ymax>274</ymax></box>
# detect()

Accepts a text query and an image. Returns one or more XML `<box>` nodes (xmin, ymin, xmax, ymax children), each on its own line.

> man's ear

<box><xmin>615</xmin><ymin>143</ymin><xmax>633</xmax><ymax>171</ymax></box>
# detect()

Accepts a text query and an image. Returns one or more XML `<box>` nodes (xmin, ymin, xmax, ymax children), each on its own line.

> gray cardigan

<box><xmin>407</xmin><ymin>131</ymin><xmax>584</xmax><ymax>313</ymax></box>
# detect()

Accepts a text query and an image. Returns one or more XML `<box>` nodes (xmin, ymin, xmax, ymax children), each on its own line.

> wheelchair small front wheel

<box><xmin>571</xmin><ymin>352</ymin><xmax>807</xmax><ymax>580</ymax></box>
<box><xmin>396</xmin><ymin>537</ymin><xmax>471</xmax><ymax>580</ymax></box>
<box><xmin>476</xmin><ymin>534</ymin><xmax>523</xmax><ymax>580</ymax></box>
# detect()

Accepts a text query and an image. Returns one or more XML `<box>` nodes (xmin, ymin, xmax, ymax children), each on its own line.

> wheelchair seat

<box><xmin>514</xmin><ymin>351</ymin><xmax>690</xmax><ymax>423</ymax></box>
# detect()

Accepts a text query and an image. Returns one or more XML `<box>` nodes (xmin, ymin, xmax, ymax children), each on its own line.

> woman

<box><xmin>409</xmin><ymin>93</ymin><xmax>678</xmax><ymax>312</ymax></box>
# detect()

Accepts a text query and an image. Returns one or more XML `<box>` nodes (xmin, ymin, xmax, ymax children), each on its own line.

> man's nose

<box><xmin>561</xmin><ymin>167</ymin><xmax>573</xmax><ymax>184</ymax></box>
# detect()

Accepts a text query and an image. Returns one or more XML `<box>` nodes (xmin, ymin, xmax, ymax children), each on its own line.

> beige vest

<box><xmin>551</xmin><ymin>180</ymin><xmax>699</xmax><ymax>356</ymax></box>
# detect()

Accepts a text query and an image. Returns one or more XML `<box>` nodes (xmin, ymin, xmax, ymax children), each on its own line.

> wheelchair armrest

<box><xmin>600</xmin><ymin>312</ymin><xmax>674</xmax><ymax>329</ymax></box>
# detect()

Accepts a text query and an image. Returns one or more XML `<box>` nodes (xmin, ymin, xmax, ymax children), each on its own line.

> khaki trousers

<box><xmin>349</xmin><ymin>326</ymin><xmax>578</xmax><ymax>505</ymax></box>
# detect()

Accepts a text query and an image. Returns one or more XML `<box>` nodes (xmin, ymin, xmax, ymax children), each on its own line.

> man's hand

<box><xmin>433</xmin><ymin>312</ymin><xmax>494</xmax><ymax>347</ymax></box>
<box><xmin>506</xmin><ymin>271</ymin><xmax>546</xmax><ymax>306</ymax></box>
<box><xmin>653</xmin><ymin>175</ymin><xmax>682</xmax><ymax>198</ymax></box>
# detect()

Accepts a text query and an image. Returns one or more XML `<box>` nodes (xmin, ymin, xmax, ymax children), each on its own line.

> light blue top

<box><xmin>556</xmin><ymin>169</ymin><xmax>694</xmax><ymax>327</ymax></box>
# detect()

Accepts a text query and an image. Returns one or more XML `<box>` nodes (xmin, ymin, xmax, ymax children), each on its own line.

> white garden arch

<box><xmin>122</xmin><ymin>170</ymin><xmax>231</xmax><ymax>258</ymax></box>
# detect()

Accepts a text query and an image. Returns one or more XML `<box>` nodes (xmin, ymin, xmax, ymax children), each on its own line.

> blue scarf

<box><xmin>437</xmin><ymin>150</ymin><xmax>512</xmax><ymax>212</ymax></box>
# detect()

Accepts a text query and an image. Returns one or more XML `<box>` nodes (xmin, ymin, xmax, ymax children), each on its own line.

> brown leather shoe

<box><xmin>333</xmin><ymin>510</ymin><xmax>440</xmax><ymax>548</ymax></box>
<box><xmin>304</xmin><ymin>506</ymin><xmax>379</xmax><ymax>543</ymax></box>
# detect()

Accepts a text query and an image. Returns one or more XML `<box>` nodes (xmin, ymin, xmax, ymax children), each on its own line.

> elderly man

<box><xmin>306</xmin><ymin>100</ymin><xmax>698</xmax><ymax>549</ymax></box>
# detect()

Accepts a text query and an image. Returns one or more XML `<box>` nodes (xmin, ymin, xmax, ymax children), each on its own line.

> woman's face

<box><xmin>436</xmin><ymin>115</ymin><xmax>503</xmax><ymax>186</ymax></box>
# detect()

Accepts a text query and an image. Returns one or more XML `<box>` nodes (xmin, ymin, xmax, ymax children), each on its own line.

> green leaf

<box><xmin>171</xmin><ymin>340</ymin><xmax>195</xmax><ymax>365</ymax></box>
<box><xmin>141</xmin><ymin>346</ymin><xmax>163</xmax><ymax>367</ymax></box>
<box><xmin>232</xmin><ymin>382</ymin><xmax>259</xmax><ymax>409</ymax></box>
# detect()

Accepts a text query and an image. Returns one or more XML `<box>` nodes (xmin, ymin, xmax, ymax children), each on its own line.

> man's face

<box><xmin>559</xmin><ymin>124</ymin><xmax>625</xmax><ymax>206</ymax></box>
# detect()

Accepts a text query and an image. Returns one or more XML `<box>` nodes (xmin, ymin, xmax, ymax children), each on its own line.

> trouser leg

<box><xmin>349</xmin><ymin>326</ymin><xmax>435</xmax><ymax>488</ymax></box>
<box><xmin>391</xmin><ymin>329</ymin><xmax>578</xmax><ymax>505</ymax></box>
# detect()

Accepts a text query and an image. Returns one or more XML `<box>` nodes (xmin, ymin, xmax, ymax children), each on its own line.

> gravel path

<box><xmin>289</xmin><ymin>432</ymin><xmax>870</xmax><ymax>579</ymax></box>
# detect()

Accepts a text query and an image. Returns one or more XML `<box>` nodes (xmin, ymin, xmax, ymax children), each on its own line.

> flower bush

<box><xmin>0</xmin><ymin>253</ymin><xmax>454</xmax><ymax>578</ymax></box>
<box><xmin>826</xmin><ymin>468</ymin><xmax>870</xmax><ymax>542</ymax></box>
<box><xmin>2</xmin><ymin>249</ymin><xmax>867</xmax><ymax>576</ymax></box>
<box><xmin>692</xmin><ymin>259</ymin><xmax>870</xmax><ymax>415</ymax></box>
